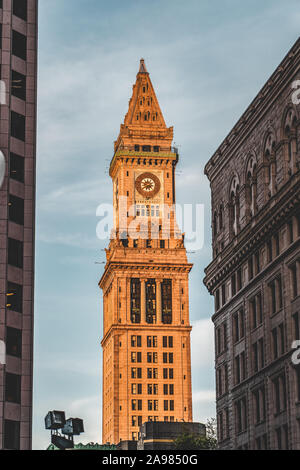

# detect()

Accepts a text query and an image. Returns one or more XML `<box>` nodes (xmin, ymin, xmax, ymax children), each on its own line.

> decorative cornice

<box><xmin>101</xmin><ymin>323</ymin><xmax>193</xmax><ymax>346</ymax></box>
<box><xmin>109</xmin><ymin>149</ymin><xmax>178</xmax><ymax>176</ymax></box>
<box><xmin>205</xmin><ymin>37</ymin><xmax>300</xmax><ymax>181</ymax></box>
<box><xmin>100</xmin><ymin>261</ymin><xmax>193</xmax><ymax>289</ymax></box>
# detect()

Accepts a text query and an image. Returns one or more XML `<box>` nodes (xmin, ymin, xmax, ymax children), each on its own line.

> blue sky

<box><xmin>33</xmin><ymin>0</ymin><xmax>300</xmax><ymax>449</ymax></box>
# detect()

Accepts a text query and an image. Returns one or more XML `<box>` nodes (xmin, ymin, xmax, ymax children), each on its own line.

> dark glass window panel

<box><xmin>12</xmin><ymin>30</ymin><xmax>27</xmax><ymax>60</ymax></box>
<box><xmin>13</xmin><ymin>0</ymin><xmax>27</xmax><ymax>21</ymax></box>
<box><xmin>7</xmin><ymin>282</ymin><xmax>23</xmax><ymax>313</ymax></box>
<box><xmin>4</xmin><ymin>420</ymin><xmax>20</xmax><ymax>450</ymax></box>
<box><xmin>10</xmin><ymin>152</ymin><xmax>24</xmax><ymax>182</ymax></box>
<box><xmin>8</xmin><ymin>238</ymin><xmax>23</xmax><ymax>268</ymax></box>
<box><xmin>11</xmin><ymin>70</ymin><xmax>26</xmax><ymax>101</ymax></box>
<box><xmin>5</xmin><ymin>373</ymin><xmax>21</xmax><ymax>403</ymax></box>
<box><xmin>11</xmin><ymin>111</ymin><xmax>25</xmax><ymax>141</ymax></box>
<box><xmin>6</xmin><ymin>327</ymin><xmax>22</xmax><ymax>358</ymax></box>
<box><xmin>161</xmin><ymin>279</ymin><xmax>172</xmax><ymax>324</ymax></box>
<box><xmin>9</xmin><ymin>194</ymin><xmax>24</xmax><ymax>225</ymax></box>
<box><xmin>146</xmin><ymin>279</ymin><xmax>156</xmax><ymax>324</ymax></box>
<box><xmin>130</xmin><ymin>278</ymin><xmax>141</xmax><ymax>323</ymax></box>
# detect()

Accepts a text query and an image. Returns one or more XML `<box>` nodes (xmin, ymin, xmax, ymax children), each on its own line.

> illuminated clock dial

<box><xmin>135</xmin><ymin>172</ymin><xmax>161</xmax><ymax>198</ymax></box>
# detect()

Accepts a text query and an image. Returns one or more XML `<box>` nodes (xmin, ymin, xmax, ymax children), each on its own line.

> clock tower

<box><xmin>99</xmin><ymin>59</ymin><xmax>193</xmax><ymax>444</ymax></box>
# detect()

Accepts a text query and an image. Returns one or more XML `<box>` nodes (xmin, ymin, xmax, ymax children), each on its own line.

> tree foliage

<box><xmin>173</xmin><ymin>418</ymin><xmax>217</xmax><ymax>450</ymax></box>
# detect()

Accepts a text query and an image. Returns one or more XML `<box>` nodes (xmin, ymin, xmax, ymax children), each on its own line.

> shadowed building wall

<box><xmin>204</xmin><ymin>38</ymin><xmax>300</xmax><ymax>450</ymax></box>
<box><xmin>0</xmin><ymin>0</ymin><xmax>38</xmax><ymax>450</ymax></box>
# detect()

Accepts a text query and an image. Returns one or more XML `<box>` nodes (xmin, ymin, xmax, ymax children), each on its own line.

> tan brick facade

<box><xmin>99</xmin><ymin>60</ymin><xmax>193</xmax><ymax>444</ymax></box>
<box><xmin>204</xmin><ymin>38</ymin><xmax>300</xmax><ymax>449</ymax></box>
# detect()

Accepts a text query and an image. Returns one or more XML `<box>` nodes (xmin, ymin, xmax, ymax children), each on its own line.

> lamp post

<box><xmin>45</xmin><ymin>411</ymin><xmax>84</xmax><ymax>450</ymax></box>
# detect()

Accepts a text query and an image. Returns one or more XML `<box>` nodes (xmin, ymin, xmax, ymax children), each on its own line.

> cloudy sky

<box><xmin>33</xmin><ymin>0</ymin><xmax>300</xmax><ymax>449</ymax></box>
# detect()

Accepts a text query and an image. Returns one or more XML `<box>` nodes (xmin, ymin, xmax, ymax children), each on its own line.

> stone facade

<box><xmin>204</xmin><ymin>38</ymin><xmax>300</xmax><ymax>450</ymax></box>
<box><xmin>0</xmin><ymin>0</ymin><xmax>38</xmax><ymax>450</ymax></box>
<box><xmin>99</xmin><ymin>60</ymin><xmax>193</xmax><ymax>445</ymax></box>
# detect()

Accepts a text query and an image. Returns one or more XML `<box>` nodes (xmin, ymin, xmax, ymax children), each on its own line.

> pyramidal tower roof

<box><xmin>114</xmin><ymin>59</ymin><xmax>173</xmax><ymax>152</ymax></box>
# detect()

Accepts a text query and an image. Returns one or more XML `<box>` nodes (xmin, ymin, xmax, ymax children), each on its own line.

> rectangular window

<box><xmin>255</xmin><ymin>251</ymin><xmax>260</xmax><ymax>274</ymax></box>
<box><xmin>131</xmin><ymin>279</ymin><xmax>141</xmax><ymax>324</ymax></box>
<box><xmin>288</xmin><ymin>220</ymin><xmax>294</xmax><ymax>244</ymax></box>
<box><xmin>10</xmin><ymin>152</ymin><xmax>24</xmax><ymax>183</ymax></box>
<box><xmin>11</xmin><ymin>111</ymin><xmax>25</xmax><ymax>141</ymax></box>
<box><xmin>267</xmin><ymin>240</ymin><xmax>273</xmax><ymax>263</ymax></box>
<box><xmin>293</xmin><ymin>312</ymin><xmax>300</xmax><ymax>340</ymax></box>
<box><xmin>161</xmin><ymin>279</ymin><xmax>172</xmax><ymax>324</ymax></box>
<box><xmin>9</xmin><ymin>194</ymin><xmax>24</xmax><ymax>225</ymax></box>
<box><xmin>291</xmin><ymin>264</ymin><xmax>298</xmax><ymax>299</ymax></box>
<box><xmin>215</xmin><ymin>289</ymin><xmax>220</xmax><ymax>311</ymax></box>
<box><xmin>4</xmin><ymin>420</ymin><xmax>20</xmax><ymax>450</ymax></box>
<box><xmin>272</xmin><ymin>328</ymin><xmax>278</xmax><ymax>359</ymax></box>
<box><xmin>6</xmin><ymin>327</ymin><xmax>22</xmax><ymax>358</ymax></box>
<box><xmin>221</xmin><ymin>284</ymin><xmax>226</xmax><ymax>305</ymax></box>
<box><xmin>146</xmin><ymin>280</ymin><xmax>156</xmax><ymax>324</ymax></box>
<box><xmin>11</xmin><ymin>70</ymin><xmax>26</xmax><ymax>101</ymax></box>
<box><xmin>248</xmin><ymin>256</ymin><xmax>253</xmax><ymax>280</ymax></box>
<box><xmin>237</xmin><ymin>268</ymin><xmax>242</xmax><ymax>291</ymax></box>
<box><xmin>8</xmin><ymin>238</ymin><xmax>23</xmax><ymax>268</ymax></box>
<box><xmin>12</xmin><ymin>30</ymin><xmax>27</xmax><ymax>61</ymax></box>
<box><xmin>275</xmin><ymin>233</ymin><xmax>280</xmax><ymax>256</ymax></box>
<box><xmin>13</xmin><ymin>0</ymin><xmax>27</xmax><ymax>21</ymax></box>
<box><xmin>5</xmin><ymin>373</ymin><xmax>21</xmax><ymax>403</ymax></box>
<box><xmin>7</xmin><ymin>282</ymin><xmax>23</xmax><ymax>313</ymax></box>
<box><xmin>231</xmin><ymin>273</ymin><xmax>236</xmax><ymax>296</ymax></box>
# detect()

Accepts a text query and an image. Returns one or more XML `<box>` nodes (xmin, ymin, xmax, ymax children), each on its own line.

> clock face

<box><xmin>135</xmin><ymin>172</ymin><xmax>161</xmax><ymax>199</ymax></box>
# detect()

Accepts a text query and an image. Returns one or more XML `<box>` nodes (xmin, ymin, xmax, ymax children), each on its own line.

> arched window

<box><xmin>245</xmin><ymin>156</ymin><xmax>257</xmax><ymax>220</ymax></box>
<box><xmin>282</xmin><ymin>108</ymin><xmax>297</xmax><ymax>177</ymax></box>
<box><xmin>263</xmin><ymin>132</ymin><xmax>276</xmax><ymax>198</ymax></box>
<box><xmin>229</xmin><ymin>177</ymin><xmax>240</xmax><ymax>237</ymax></box>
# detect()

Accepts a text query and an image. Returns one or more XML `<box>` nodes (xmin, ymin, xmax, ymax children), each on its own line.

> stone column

<box><xmin>156</xmin><ymin>280</ymin><xmax>162</xmax><ymax>324</ymax></box>
<box><xmin>141</xmin><ymin>279</ymin><xmax>146</xmax><ymax>323</ymax></box>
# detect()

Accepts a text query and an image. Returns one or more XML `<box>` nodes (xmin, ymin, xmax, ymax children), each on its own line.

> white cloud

<box><xmin>191</xmin><ymin>318</ymin><xmax>215</xmax><ymax>369</ymax></box>
<box><xmin>193</xmin><ymin>390</ymin><xmax>216</xmax><ymax>403</ymax></box>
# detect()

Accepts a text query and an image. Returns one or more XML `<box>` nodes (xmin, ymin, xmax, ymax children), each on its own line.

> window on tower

<box><xmin>130</xmin><ymin>279</ymin><xmax>141</xmax><ymax>324</ymax></box>
<box><xmin>162</xmin><ymin>279</ymin><xmax>172</xmax><ymax>324</ymax></box>
<box><xmin>146</xmin><ymin>280</ymin><xmax>156</xmax><ymax>324</ymax></box>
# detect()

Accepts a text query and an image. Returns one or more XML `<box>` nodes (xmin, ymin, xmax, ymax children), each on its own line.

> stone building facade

<box><xmin>204</xmin><ymin>38</ymin><xmax>300</xmax><ymax>449</ymax></box>
<box><xmin>99</xmin><ymin>60</ymin><xmax>193</xmax><ymax>444</ymax></box>
<box><xmin>0</xmin><ymin>0</ymin><xmax>38</xmax><ymax>450</ymax></box>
